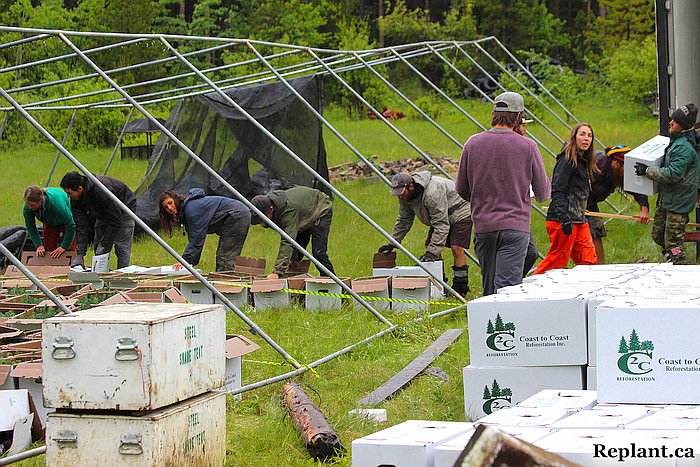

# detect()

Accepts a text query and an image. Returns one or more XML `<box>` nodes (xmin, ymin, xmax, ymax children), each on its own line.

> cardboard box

<box><xmin>597</xmin><ymin>299</ymin><xmax>700</xmax><ymax>404</ymax></box>
<box><xmin>5</xmin><ymin>265</ymin><xmax>69</xmax><ymax>278</ymax></box>
<box><xmin>21</xmin><ymin>250</ymin><xmax>75</xmax><ymax>266</ymax></box>
<box><xmin>623</xmin><ymin>135</ymin><xmax>670</xmax><ymax>196</ymax></box>
<box><xmin>351</xmin><ymin>420</ymin><xmax>473</xmax><ymax>467</ymax></box>
<box><xmin>475</xmin><ymin>407</ymin><xmax>572</xmax><ymax>427</ymax></box>
<box><xmin>10</xmin><ymin>361</ymin><xmax>54</xmax><ymax>426</ymax></box>
<box><xmin>179</xmin><ymin>281</ymin><xmax>215</xmax><ymax>304</ymax></box>
<box><xmin>46</xmin><ymin>391</ymin><xmax>226</xmax><ymax>466</ymax></box>
<box><xmin>373</xmin><ymin>261</ymin><xmax>444</xmax><ymax>298</ymax></box>
<box><xmin>517</xmin><ymin>389</ymin><xmax>598</xmax><ymax>411</ymax></box>
<box><xmin>99</xmin><ymin>287</ymin><xmax>186</xmax><ymax>305</ymax></box>
<box><xmin>391</xmin><ymin>276</ymin><xmax>431</xmax><ymax>313</ymax></box>
<box><xmin>372</xmin><ymin>251</ymin><xmax>396</xmax><ymax>268</ymax></box>
<box><xmin>42</xmin><ymin>303</ymin><xmax>226</xmax><ymax>411</ymax></box>
<box><xmin>0</xmin><ymin>389</ymin><xmax>30</xmax><ymax>431</ymax></box>
<box><xmin>430</xmin><ymin>427</ymin><xmax>475</xmax><ymax>467</ymax></box>
<box><xmin>304</xmin><ymin>277</ymin><xmax>350</xmax><ymax>310</ymax></box>
<box><xmin>220</xmin><ymin>334</ymin><xmax>260</xmax><ymax>398</ymax></box>
<box><xmin>468</xmin><ymin>294</ymin><xmax>588</xmax><ymax>367</ymax></box>
<box><xmin>549</xmin><ymin>405</ymin><xmax>651</xmax><ymax>429</ymax></box>
<box><xmin>234</xmin><ymin>256</ymin><xmax>266</xmax><ymax>276</ymax></box>
<box><xmin>0</xmin><ymin>363</ymin><xmax>14</xmax><ymax>390</ymax></box>
<box><xmin>251</xmin><ymin>279</ymin><xmax>290</xmax><ymax>309</ymax></box>
<box><xmin>534</xmin><ymin>429</ymin><xmax>650</xmax><ymax>466</ymax></box>
<box><xmin>351</xmin><ymin>276</ymin><xmax>391</xmax><ymax>312</ymax></box>
<box><xmin>587</xmin><ymin>365</ymin><xmax>597</xmax><ymax>390</ymax></box>
<box><xmin>463</xmin><ymin>365</ymin><xmax>585</xmax><ymax>420</ymax></box>
<box><xmin>626</xmin><ymin>406</ymin><xmax>700</xmax><ymax>430</ymax></box>
<box><xmin>213</xmin><ymin>283</ymin><xmax>250</xmax><ymax>311</ymax></box>
<box><xmin>285</xmin><ymin>259</ymin><xmax>310</xmax><ymax>275</ymax></box>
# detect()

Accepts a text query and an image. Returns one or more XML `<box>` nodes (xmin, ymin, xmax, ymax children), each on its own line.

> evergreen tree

<box><xmin>494</xmin><ymin>314</ymin><xmax>504</xmax><ymax>332</ymax></box>
<box><xmin>491</xmin><ymin>379</ymin><xmax>501</xmax><ymax>397</ymax></box>
<box><xmin>629</xmin><ymin>329</ymin><xmax>641</xmax><ymax>352</ymax></box>
<box><xmin>483</xmin><ymin>385</ymin><xmax>491</xmax><ymax>399</ymax></box>
<box><xmin>487</xmin><ymin>319</ymin><xmax>494</xmax><ymax>334</ymax></box>
<box><xmin>618</xmin><ymin>335</ymin><xmax>629</xmax><ymax>353</ymax></box>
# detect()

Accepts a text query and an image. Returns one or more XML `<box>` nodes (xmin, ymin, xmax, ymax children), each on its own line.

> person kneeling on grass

<box><xmin>250</xmin><ymin>186</ymin><xmax>335</xmax><ymax>279</ymax></box>
<box><xmin>23</xmin><ymin>185</ymin><xmax>77</xmax><ymax>258</ymax></box>
<box><xmin>159</xmin><ymin>188</ymin><xmax>251</xmax><ymax>272</ymax></box>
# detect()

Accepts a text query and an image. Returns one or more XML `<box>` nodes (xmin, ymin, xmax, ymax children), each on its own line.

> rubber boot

<box><xmin>452</xmin><ymin>265</ymin><xmax>469</xmax><ymax>296</ymax></box>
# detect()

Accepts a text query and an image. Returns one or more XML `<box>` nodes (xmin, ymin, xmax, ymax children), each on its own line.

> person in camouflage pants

<box><xmin>635</xmin><ymin>103</ymin><xmax>699</xmax><ymax>264</ymax></box>
<box><xmin>651</xmin><ymin>208</ymin><xmax>690</xmax><ymax>264</ymax></box>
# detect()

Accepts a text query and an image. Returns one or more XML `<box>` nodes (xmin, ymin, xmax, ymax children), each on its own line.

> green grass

<box><xmin>2</xmin><ymin>93</ymin><xmax>672</xmax><ymax>466</ymax></box>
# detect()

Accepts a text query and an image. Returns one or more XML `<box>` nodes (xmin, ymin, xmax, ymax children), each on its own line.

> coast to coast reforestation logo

<box><xmin>486</xmin><ymin>313</ymin><xmax>516</xmax><ymax>352</ymax></box>
<box><xmin>482</xmin><ymin>379</ymin><xmax>512</xmax><ymax>414</ymax></box>
<box><xmin>617</xmin><ymin>329</ymin><xmax>654</xmax><ymax>375</ymax></box>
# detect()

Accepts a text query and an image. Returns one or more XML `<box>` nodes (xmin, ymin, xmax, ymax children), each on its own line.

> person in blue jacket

<box><xmin>159</xmin><ymin>188</ymin><xmax>251</xmax><ymax>271</ymax></box>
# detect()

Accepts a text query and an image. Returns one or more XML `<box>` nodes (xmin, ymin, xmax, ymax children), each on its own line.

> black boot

<box><xmin>452</xmin><ymin>265</ymin><xmax>469</xmax><ymax>296</ymax></box>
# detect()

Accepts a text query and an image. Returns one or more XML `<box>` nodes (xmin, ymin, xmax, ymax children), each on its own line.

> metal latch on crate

<box><xmin>115</xmin><ymin>337</ymin><xmax>140</xmax><ymax>361</ymax></box>
<box><xmin>51</xmin><ymin>337</ymin><xmax>75</xmax><ymax>360</ymax></box>
<box><xmin>55</xmin><ymin>430</ymin><xmax>78</xmax><ymax>448</ymax></box>
<box><xmin>119</xmin><ymin>434</ymin><xmax>143</xmax><ymax>455</ymax></box>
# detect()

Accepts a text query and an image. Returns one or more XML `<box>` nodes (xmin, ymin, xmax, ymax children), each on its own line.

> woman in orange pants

<box><xmin>534</xmin><ymin>123</ymin><xmax>598</xmax><ymax>274</ymax></box>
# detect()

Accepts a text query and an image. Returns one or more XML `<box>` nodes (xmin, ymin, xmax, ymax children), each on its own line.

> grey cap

<box><xmin>390</xmin><ymin>172</ymin><xmax>413</xmax><ymax>196</ymax></box>
<box><xmin>250</xmin><ymin>194</ymin><xmax>272</xmax><ymax>225</ymax></box>
<box><xmin>493</xmin><ymin>91</ymin><xmax>525</xmax><ymax>113</ymax></box>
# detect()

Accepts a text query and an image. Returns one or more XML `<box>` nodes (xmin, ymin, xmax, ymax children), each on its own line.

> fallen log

<box><xmin>282</xmin><ymin>381</ymin><xmax>345</xmax><ymax>462</ymax></box>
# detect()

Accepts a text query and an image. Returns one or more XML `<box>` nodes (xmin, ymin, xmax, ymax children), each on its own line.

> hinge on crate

<box><xmin>115</xmin><ymin>337</ymin><xmax>140</xmax><ymax>361</ymax></box>
<box><xmin>51</xmin><ymin>336</ymin><xmax>75</xmax><ymax>360</ymax></box>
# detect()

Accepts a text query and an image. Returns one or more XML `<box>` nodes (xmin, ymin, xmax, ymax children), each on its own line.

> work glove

<box><xmin>634</xmin><ymin>162</ymin><xmax>649</xmax><ymax>176</ymax></box>
<box><xmin>71</xmin><ymin>255</ymin><xmax>85</xmax><ymax>269</ymax></box>
<box><xmin>418</xmin><ymin>252</ymin><xmax>437</xmax><ymax>262</ymax></box>
<box><xmin>377</xmin><ymin>244</ymin><xmax>395</xmax><ymax>254</ymax></box>
<box><xmin>561</xmin><ymin>217</ymin><xmax>573</xmax><ymax>236</ymax></box>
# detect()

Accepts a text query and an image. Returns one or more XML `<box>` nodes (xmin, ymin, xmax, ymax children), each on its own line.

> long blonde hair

<box><xmin>563</xmin><ymin>123</ymin><xmax>597</xmax><ymax>178</ymax></box>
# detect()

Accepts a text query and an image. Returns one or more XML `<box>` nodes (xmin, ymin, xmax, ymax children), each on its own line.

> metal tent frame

<box><xmin>0</xmin><ymin>30</ymin><xmax>619</xmax><ymax>463</ymax></box>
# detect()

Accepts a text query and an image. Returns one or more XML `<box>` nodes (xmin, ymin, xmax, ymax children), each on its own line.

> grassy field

<box><xmin>2</xmin><ymin>94</ymin><xmax>669</xmax><ymax>466</ymax></box>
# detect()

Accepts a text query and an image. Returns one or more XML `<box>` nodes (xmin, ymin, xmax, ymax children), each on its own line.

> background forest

<box><xmin>0</xmin><ymin>0</ymin><xmax>658</xmax><ymax>149</ymax></box>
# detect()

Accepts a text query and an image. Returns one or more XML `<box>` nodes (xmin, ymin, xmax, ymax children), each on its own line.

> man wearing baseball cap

<box><xmin>378</xmin><ymin>170</ymin><xmax>472</xmax><ymax>296</ymax></box>
<box><xmin>635</xmin><ymin>103</ymin><xmax>700</xmax><ymax>264</ymax></box>
<box><xmin>587</xmin><ymin>145</ymin><xmax>650</xmax><ymax>264</ymax></box>
<box><xmin>455</xmin><ymin>91</ymin><xmax>551</xmax><ymax>295</ymax></box>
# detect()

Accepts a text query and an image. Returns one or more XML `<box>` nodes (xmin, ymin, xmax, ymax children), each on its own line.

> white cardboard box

<box><xmin>46</xmin><ymin>391</ymin><xmax>226</xmax><ymax>466</ymax></box>
<box><xmin>623</xmin><ymin>135</ymin><xmax>670</xmax><ymax>196</ymax></box>
<box><xmin>391</xmin><ymin>276</ymin><xmax>431</xmax><ymax>313</ymax></box>
<box><xmin>220</xmin><ymin>334</ymin><xmax>260</xmax><ymax>398</ymax></box>
<box><xmin>351</xmin><ymin>419</ymin><xmax>473</xmax><ymax>467</ymax></box>
<box><xmin>587</xmin><ymin>365</ymin><xmax>597</xmax><ymax>390</ymax></box>
<box><xmin>626</xmin><ymin>406</ymin><xmax>700</xmax><ymax>430</ymax></box>
<box><xmin>468</xmin><ymin>294</ymin><xmax>588</xmax><ymax>367</ymax></box>
<box><xmin>548</xmin><ymin>406</ymin><xmax>651</xmax><ymax>429</ymax></box>
<box><xmin>373</xmin><ymin>260</ymin><xmax>444</xmax><ymax>298</ymax></box>
<box><xmin>213</xmin><ymin>283</ymin><xmax>250</xmax><ymax>311</ymax></box>
<box><xmin>42</xmin><ymin>303</ymin><xmax>226</xmax><ymax>411</ymax></box>
<box><xmin>463</xmin><ymin>365</ymin><xmax>585</xmax><ymax>420</ymax></box>
<box><xmin>476</xmin><ymin>407</ymin><xmax>572</xmax><ymax>427</ymax></box>
<box><xmin>0</xmin><ymin>389</ymin><xmax>30</xmax><ymax>431</ymax></box>
<box><xmin>596</xmin><ymin>300</ymin><xmax>700</xmax><ymax>404</ymax></box>
<box><xmin>304</xmin><ymin>278</ymin><xmax>349</xmax><ymax>310</ymax></box>
<box><xmin>534</xmin><ymin>429</ymin><xmax>659</xmax><ymax>466</ymax></box>
<box><xmin>251</xmin><ymin>279</ymin><xmax>290</xmax><ymax>309</ymax></box>
<box><xmin>517</xmin><ymin>389</ymin><xmax>598</xmax><ymax>411</ymax></box>
<box><xmin>351</xmin><ymin>276</ymin><xmax>391</xmax><ymax>312</ymax></box>
<box><xmin>179</xmin><ymin>281</ymin><xmax>214</xmax><ymax>304</ymax></box>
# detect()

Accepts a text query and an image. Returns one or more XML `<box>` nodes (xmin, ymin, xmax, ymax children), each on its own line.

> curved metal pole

<box><xmin>390</xmin><ymin>48</ymin><xmax>487</xmax><ymax>133</ymax></box>
<box><xmin>0</xmin><ymin>242</ymin><xmax>72</xmax><ymax>315</ymax></box>
<box><xmin>45</xmin><ymin>108</ymin><xmax>77</xmax><ymax>187</ymax></box>
<box><xmin>350</xmin><ymin>51</ymin><xmax>454</xmax><ymax>178</ymax></box>
<box><xmin>0</xmin><ymin>85</ymin><xmax>305</xmax><ymax>370</ymax></box>
<box><xmin>103</xmin><ymin>107</ymin><xmax>135</xmax><ymax>175</ymax></box>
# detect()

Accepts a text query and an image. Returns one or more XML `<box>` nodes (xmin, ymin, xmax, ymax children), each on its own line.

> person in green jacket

<box><xmin>250</xmin><ymin>186</ymin><xmax>335</xmax><ymax>278</ymax></box>
<box><xmin>23</xmin><ymin>185</ymin><xmax>76</xmax><ymax>258</ymax></box>
<box><xmin>635</xmin><ymin>103</ymin><xmax>699</xmax><ymax>264</ymax></box>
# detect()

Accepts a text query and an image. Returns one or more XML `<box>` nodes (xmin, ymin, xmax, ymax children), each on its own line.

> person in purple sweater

<box><xmin>456</xmin><ymin>92</ymin><xmax>551</xmax><ymax>295</ymax></box>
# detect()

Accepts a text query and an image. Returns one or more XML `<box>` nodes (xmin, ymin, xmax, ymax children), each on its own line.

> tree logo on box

<box><xmin>617</xmin><ymin>329</ymin><xmax>654</xmax><ymax>375</ymax></box>
<box><xmin>485</xmin><ymin>313</ymin><xmax>516</xmax><ymax>352</ymax></box>
<box><xmin>482</xmin><ymin>379</ymin><xmax>512</xmax><ymax>414</ymax></box>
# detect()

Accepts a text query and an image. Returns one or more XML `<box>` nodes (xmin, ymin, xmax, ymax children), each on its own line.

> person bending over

<box><xmin>23</xmin><ymin>185</ymin><xmax>76</xmax><ymax>258</ymax></box>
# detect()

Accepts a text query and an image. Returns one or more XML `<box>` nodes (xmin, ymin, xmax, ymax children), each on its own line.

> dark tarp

<box><xmin>123</xmin><ymin>118</ymin><xmax>167</xmax><ymax>133</ymax></box>
<box><xmin>135</xmin><ymin>75</ymin><xmax>329</xmax><ymax>229</ymax></box>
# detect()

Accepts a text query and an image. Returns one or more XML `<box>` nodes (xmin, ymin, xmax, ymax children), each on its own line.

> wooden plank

<box><xmin>358</xmin><ymin>328</ymin><xmax>462</xmax><ymax>406</ymax></box>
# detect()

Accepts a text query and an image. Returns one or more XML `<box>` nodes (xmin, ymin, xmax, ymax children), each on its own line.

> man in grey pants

<box><xmin>455</xmin><ymin>92</ymin><xmax>551</xmax><ymax>295</ymax></box>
